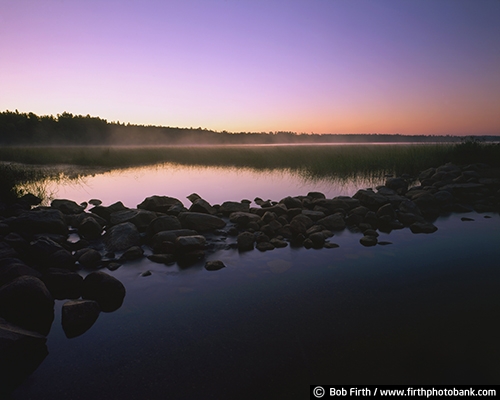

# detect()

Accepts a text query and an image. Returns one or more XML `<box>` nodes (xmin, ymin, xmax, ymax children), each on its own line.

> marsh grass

<box><xmin>0</xmin><ymin>144</ymin><xmax>457</xmax><ymax>174</ymax></box>
<box><xmin>1</xmin><ymin>142</ymin><xmax>499</xmax><ymax>200</ymax></box>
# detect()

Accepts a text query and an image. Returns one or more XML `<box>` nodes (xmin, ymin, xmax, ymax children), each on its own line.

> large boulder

<box><xmin>0</xmin><ymin>276</ymin><xmax>54</xmax><ymax>335</ymax></box>
<box><xmin>146</xmin><ymin>216</ymin><xmax>182</xmax><ymax>237</ymax></box>
<box><xmin>42</xmin><ymin>268</ymin><xmax>83</xmax><ymax>300</ymax></box>
<box><xmin>0</xmin><ymin>318</ymin><xmax>48</xmax><ymax>397</ymax></box>
<box><xmin>175</xmin><ymin>235</ymin><xmax>206</xmax><ymax>253</ymax></box>
<box><xmin>317</xmin><ymin>214</ymin><xmax>346</xmax><ymax>231</ymax></box>
<box><xmin>289</xmin><ymin>214</ymin><xmax>314</xmax><ymax>236</ymax></box>
<box><xmin>51</xmin><ymin>199</ymin><xmax>85</xmax><ymax>215</ymax></box>
<box><xmin>61</xmin><ymin>300</ymin><xmax>100</xmax><ymax>339</ymax></box>
<box><xmin>78</xmin><ymin>216</ymin><xmax>103</xmax><ymax>240</ymax></box>
<box><xmin>237</xmin><ymin>232</ymin><xmax>255</xmax><ymax>251</ymax></box>
<box><xmin>29</xmin><ymin>236</ymin><xmax>74</xmax><ymax>269</ymax></box>
<box><xmin>90</xmin><ymin>201</ymin><xmax>128</xmax><ymax>221</ymax></box>
<box><xmin>82</xmin><ymin>271</ymin><xmax>125</xmax><ymax>312</ymax></box>
<box><xmin>353</xmin><ymin>189</ymin><xmax>389</xmax><ymax>210</ymax></box>
<box><xmin>178</xmin><ymin>212</ymin><xmax>226</xmax><ymax>232</ymax></box>
<box><xmin>0</xmin><ymin>258</ymin><xmax>42</xmax><ymax>288</ymax></box>
<box><xmin>137</xmin><ymin>196</ymin><xmax>183</xmax><ymax>213</ymax></box>
<box><xmin>218</xmin><ymin>201</ymin><xmax>249</xmax><ymax>215</ymax></box>
<box><xmin>103</xmin><ymin>222</ymin><xmax>141</xmax><ymax>252</ymax></box>
<box><xmin>109</xmin><ymin>209</ymin><xmax>157</xmax><ymax>232</ymax></box>
<box><xmin>229</xmin><ymin>212</ymin><xmax>261</xmax><ymax>226</ymax></box>
<box><xmin>189</xmin><ymin>199</ymin><xmax>217</xmax><ymax>215</ymax></box>
<box><xmin>384</xmin><ymin>178</ymin><xmax>408</xmax><ymax>194</ymax></box>
<box><xmin>150</xmin><ymin>229</ymin><xmax>198</xmax><ymax>253</ymax></box>
<box><xmin>7</xmin><ymin>209</ymin><xmax>68</xmax><ymax>236</ymax></box>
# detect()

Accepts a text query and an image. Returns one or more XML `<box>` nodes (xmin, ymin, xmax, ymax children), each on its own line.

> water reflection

<box><xmin>16</xmin><ymin>162</ymin><xmax>387</xmax><ymax>207</ymax></box>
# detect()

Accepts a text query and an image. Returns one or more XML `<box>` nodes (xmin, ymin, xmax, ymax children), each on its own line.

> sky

<box><xmin>1</xmin><ymin>0</ymin><xmax>499</xmax><ymax>135</ymax></box>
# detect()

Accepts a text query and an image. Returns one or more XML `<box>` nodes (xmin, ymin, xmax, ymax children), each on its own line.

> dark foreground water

<box><xmin>10</xmin><ymin>213</ymin><xmax>500</xmax><ymax>400</ymax></box>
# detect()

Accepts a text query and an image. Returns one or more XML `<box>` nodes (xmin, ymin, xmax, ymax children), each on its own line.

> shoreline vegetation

<box><xmin>1</xmin><ymin>141</ymin><xmax>500</xmax><ymax>203</ymax></box>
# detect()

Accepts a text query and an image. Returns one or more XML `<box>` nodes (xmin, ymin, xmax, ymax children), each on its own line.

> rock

<box><xmin>308</xmin><ymin>232</ymin><xmax>325</xmax><ymax>248</ymax></box>
<box><xmin>0</xmin><ymin>276</ymin><xmax>54</xmax><ymax>335</ymax></box>
<box><xmin>461</xmin><ymin>217</ymin><xmax>475</xmax><ymax>222</ymax></box>
<box><xmin>137</xmin><ymin>195</ymin><xmax>183</xmax><ymax>213</ymax></box>
<box><xmin>419</xmin><ymin>167</ymin><xmax>436</xmax><ymax>181</ymax></box>
<box><xmin>218</xmin><ymin>201</ymin><xmax>250</xmax><ymax>215</ymax></box>
<box><xmin>307</xmin><ymin>191</ymin><xmax>326</xmax><ymax>199</ymax></box>
<box><xmin>77</xmin><ymin>248</ymin><xmax>102</xmax><ymax>268</ymax></box>
<box><xmin>311</xmin><ymin>198</ymin><xmax>351</xmax><ymax>213</ymax></box>
<box><xmin>301</xmin><ymin>210</ymin><xmax>325</xmax><ymax>221</ymax></box>
<box><xmin>0</xmin><ymin>318</ymin><xmax>48</xmax><ymax>397</ymax></box>
<box><xmin>270</xmin><ymin>238</ymin><xmax>288</xmax><ymax>248</ymax></box>
<box><xmin>317</xmin><ymin>214</ymin><xmax>346</xmax><ymax>231</ymax></box>
<box><xmin>376</xmin><ymin>203</ymin><xmax>396</xmax><ymax>220</ymax></box>
<box><xmin>7</xmin><ymin>209</ymin><xmax>68</xmax><ymax>236</ymax></box>
<box><xmin>378</xmin><ymin>241</ymin><xmax>393</xmax><ymax>245</ymax></box>
<box><xmin>385</xmin><ymin>178</ymin><xmax>408</xmax><ymax>194</ymax></box>
<box><xmin>120</xmin><ymin>246</ymin><xmax>144</xmax><ymax>261</ymax></box>
<box><xmin>189</xmin><ymin>199</ymin><xmax>217</xmax><ymax>215</ymax></box>
<box><xmin>103</xmin><ymin>222</ymin><xmax>141</xmax><ymax>252</ymax></box>
<box><xmin>146</xmin><ymin>215</ymin><xmax>182</xmax><ymax>237</ymax></box>
<box><xmin>42</xmin><ymin>268</ymin><xmax>83</xmax><ymax>300</ymax></box>
<box><xmin>51</xmin><ymin>199</ymin><xmax>85</xmax><ymax>215</ymax></box>
<box><xmin>205</xmin><ymin>260</ymin><xmax>226</xmax><ymax>271</ymax></box>
<box><xmin>90</xmin><ymin>201</ymin><xmax>128</xmax><ymax>221</ymax></box>
<box><xmin>360</xmin><ymin>235</ymin><xmax>378</xmax><ymax>247</ymax></box>
<box><xmin>88</xmin><ymin>199</ymin><xmax>102</xmax><ymax>206</ymax></box>
<box><xmin>237</xmin><ymin>231</ymin><xmax>255</xmax><ymax>251</ymax></box>
<box><xmin>78</xmin><ymin>216</ymin><xmax>103</xmax><ymax>240</ymax></box>
<box><xmin>289</xmin><ymin>214</ymin><xmax>314</xmax><ymax>236</ymax></box>
<box><xmin>279</xmin><ymin>196</ymin><xmax>302</xmax><ymax>209</ymax></box>
<box><xmin>229</xmin><ymin>211</ymin><xmax>261</xmax><ymax>226</ymax></box>
<box><xmin>0</xmin><ymin>258</ymin><xmax>42</xmax><ymax>288</ymax></box>
<box><xmin>353</xmin><ymin>189</ymin><xmax>389</xmax><ymax>210</ymax></box>
<box><xmin>82</xmin><ymin>271</ymin><xmax>125</xmax><ymax>312</ymax></box>
<box><xmin>61</xmin><ymin>300</ymin><xmax>100</xmax><ymax>339</ymax></box>
<box><xmin>175</xmin><ymin>235</ymin><xmax>206</xmax><ymax>252</ymax></box>
<box><xmin>29</xmin><ymin>237</ymin><xmax>74</xmax><ymax>269</ymax></box>
<box><xmin>141</xmin><ymin>270</ymin><xmax>152</xmax><ymax>277</ymax></box>
<box><xmin>399</xmin><ymin>199</ymin><xmax>422</xmax><ymax>216</ymax></box>
<box><xmin>0</xmin><ymin>242</ymin><xmax>18</xmax><ymax>261</ymax></box>
<box><xmin>186</xmin><ymin>193</ymin><xmax>202</xmax><ymax>203</ymax></box>
<box><xmin>363</xmin><ymin>229</ymin><xmax>379</xmax><ymax>237</ymax></box>
<box><xmin>256</xmin><ymin>242</ymin><xmax>275</xmax><ymax>251</ymax></box>
<box><xmin>178</xmin><ymin>212</ymin><xmax>226</xmax><ymax>232</ymax></box>
<box><xmin>409</xmin><ymin>222</ymin><xmax>438</xmax><ymax>234</ymax></box>
<box><xmin>324</xmin><ymin>242</ymin><xmax>340</xmax><ymax>248</ymax></box>
<box><xmin>18</xmin><ymin>193</ymin><xmax>42</xmax><ymax>206</ymax></box>
<box><xmin>150</xmin><ymin>229</ymin><xmax>198</xmax><ymax>252</ymax></box>
<box><xmin>110</xmin><ymin>209</ymin><xmax>157</xmax><ymax>232</ymax></box>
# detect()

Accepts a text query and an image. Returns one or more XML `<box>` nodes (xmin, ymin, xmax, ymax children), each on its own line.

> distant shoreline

<box><xmin>2</xmin><ymin>110</ymin><xmax>499</xmax><ymax>146</ymax></box>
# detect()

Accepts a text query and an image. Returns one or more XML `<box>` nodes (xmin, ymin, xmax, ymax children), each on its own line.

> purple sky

<box><xmin>1</xmin><ymin>0</ymin><xmax>499</xmax><ymax>135</ymax></box>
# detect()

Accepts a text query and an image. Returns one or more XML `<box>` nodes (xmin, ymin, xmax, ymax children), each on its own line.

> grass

<box><xmin>1</xmin><ymin>142</ymin><xmax>499</xmax><ymax>201</ymax></box>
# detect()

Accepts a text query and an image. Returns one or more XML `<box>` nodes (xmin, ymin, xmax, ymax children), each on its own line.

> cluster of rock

<box><xmin>0</xmin><ymin>162</ymin><xmax>499</xmax><ymax>393</ymax></box>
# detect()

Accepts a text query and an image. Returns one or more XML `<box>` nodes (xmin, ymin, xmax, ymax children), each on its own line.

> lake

<box><xmin>4</xmin><ymin>152</ymin><xmax>500</xmax><ymax>399</ymax></box>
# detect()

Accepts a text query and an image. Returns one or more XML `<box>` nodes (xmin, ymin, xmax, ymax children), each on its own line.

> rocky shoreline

<box><xmin>1</xmin><ymin>162</ymin><xmax>499</xmax><ymax>394</ymax></box>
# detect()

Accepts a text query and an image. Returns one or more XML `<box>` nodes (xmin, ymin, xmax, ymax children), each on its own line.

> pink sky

<box><xmin>1</xmin><ymin>0</ymin><xmax>499</xmax><ymax>135</ymax></box>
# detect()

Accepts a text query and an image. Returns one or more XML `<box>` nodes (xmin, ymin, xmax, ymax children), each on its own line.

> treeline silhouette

<box><xmin>1</xmin><ymin>110</ymin><xmax>497</xmax><ymax>145</ymax></box>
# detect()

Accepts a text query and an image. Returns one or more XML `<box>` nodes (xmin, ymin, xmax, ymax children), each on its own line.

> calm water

<box><xmin>8</xmin><ymin>164</ymin><xmax>500</xmax><ymax>399</ymax></box>
<box><xmin>19</xmin><ymin>163</ymin><xmax>384</xmax><ymax>207</ymax></box>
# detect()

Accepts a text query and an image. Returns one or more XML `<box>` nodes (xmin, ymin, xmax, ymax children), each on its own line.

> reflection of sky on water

<box><xmin>21</xmin><ymin>163</ymin><xmax>385</xmax><ymax>207</ymax></box>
